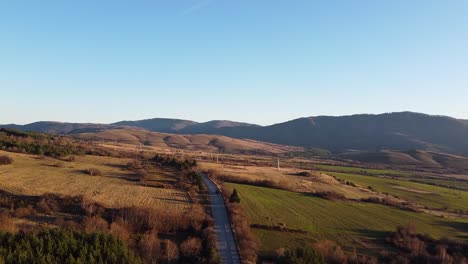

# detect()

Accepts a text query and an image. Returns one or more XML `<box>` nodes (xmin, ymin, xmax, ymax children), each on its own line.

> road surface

<box><xmin>202</xmin><ymin>175</ymin><xmax>242</xmax><ymax>264</ymax></box>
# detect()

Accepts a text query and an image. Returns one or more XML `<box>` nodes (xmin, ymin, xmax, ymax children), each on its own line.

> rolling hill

<box><xmin>4</xmin><ymin>112</ymin><xmax>468</xmax><ymax>154</ymax></box>
<box><xmin>111</xmin><ymin>112</ymin><xmax>468</xmax><ymax>154</ymax></box>
<box><xmin>0</xmin><ymin>121</ymin><xmax>116</xmax><ymax>134</ymax></box>
<box><xmin>73</xmin><ymin>128</ymin><xmax>302</xmax><ymax>155</ymax></box>
<box><xmin>339</xmin><ymin>150</ymin><xmax>468</xmax><ymax>171</ymax></box>
<box><xmin>112</xmin><ymin>119</ymin><xmax>258</xmax><ymax>134</ymax></box>
<box><xmin>112</xmin><ymin>118</ymin><xmax>197</xmax><ymax>133</ymax></box>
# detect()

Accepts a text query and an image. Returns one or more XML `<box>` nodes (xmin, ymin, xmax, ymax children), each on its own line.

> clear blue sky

<box><xmin>1</xmin><ymin>0</ymin><xmax>467</xmax><ymax>125</ymax></box>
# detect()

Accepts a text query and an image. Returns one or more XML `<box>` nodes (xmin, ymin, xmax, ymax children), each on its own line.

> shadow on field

<box><xmin>436</xmin><ymin>220</ymin><xmax>468</xmax><ymax>237</ymax></box>
<box><xmin>103</xmin><ymin>163</ymin><xmax>126</xmax><ymax>170</ymax></box>
<box><xmin>352</xmin><ymin>229</ymin><xmax>392</xmax><ymax>240</ymax></box>
<box><xmin>155</xmin><ymin>197</ymin><xmax>189</xmax><ymax>204</ymax></box>
<box><xmin>72</xmin><ymin>169</ymin><xmax>139</xmax><ymax>182</ymax></box>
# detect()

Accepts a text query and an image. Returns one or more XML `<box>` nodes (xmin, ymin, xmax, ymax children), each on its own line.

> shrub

<box><xmin>0</xmin><ymin>211</ymin><xmax>16</xmax><ymax>232</ymax></box>
<box><xmin>278</xmin><ymin>247</ymin><xmax>324</xmax><ymax>264</ymax></box>
<box><xmin>313</xmin><ymin>240</ymin><xmax>347</xmax><ymax>264</ymax></box>
<box><xmin>83</xmin><ymin>202</ymin><xmax>106</xmax><ymax>217</ymax></box>
<box><xmin>180</xmin><ymin>237</ymin><xmax>202</xmax><ymax>258</ymax></box>
<box><xmin>163</xmin><ymin>239</ymin><xmax>180</xmax><ymax>263</ymax></box>
<box><xmin>136</xmin><ymin>169</ymin><xmax>149</xmax><ymax>182</ymax></box>
<box><xmin>138</xmin><ymin>231</ymin><xmax>161</xmax><ymax>262</ymax></box>
<box><xmin>127</xmin><ymin>160</ymin><xmax>143</xmax><ymax>171</ymax></box>
<box><xmin>229</xmin><ymin>189</ymin><xmax>241</xmax><ymax>203</ymax></box>
<box><xmin>295</xmin><ymin>171</ymin><xmax>313</xmax><ymax>177</ymax></box>
<box><xmin>116</xmin><ymin>207</ymin><xmax>186</xmax><ymax>234</ymax></box>
<box><xmin>82</xmin><ymin>216</ymin><xmax>109</xmax><ymax>232</ymax></box>
<box><xmin>218</xmin><ymin>174</ymin><xmax>291</xmax><ymax>191</ymax></box>
<box><xmin>224</xmin><ymin>198</ymin><xmax>258</xmax><ymax>262</ymax></box>
<box><xmin>110</xmin><ymin>222</ymin><xmax>131</xmax><ymax>242</ymax></box>
<box><xmin>14</xmin><ymin>205</ymin><xmax>35</xmax><ymax>218</ymax></box>
<box><xmin>36</xmin><ymin>199</ymin><xmax>52</xmax><ymax>215</ymax></box>
<box><xmin>85</xmin><ymin>168</ymin><xmax>102</xmax><ymax>176</ymax></box>
<box><xmin>0</xmin><ymin>156</ymin><xmax>13</xmax><ymax>165</ymax></box>
<box><xmin>61</xmin><ymin>155</ymin><xmax>76</xmax><ymax>162</ymax></box>
<box><xmin>313</xmin><ymin>191</ymin><xmax>346</xmax><ymax>201</ymax></box>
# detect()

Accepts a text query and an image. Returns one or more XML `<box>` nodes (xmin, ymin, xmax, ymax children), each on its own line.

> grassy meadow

<box><xmin>315</xmin><ymin>164</ymin><xmax>411</xmax><ymax>177</ymax></box>
<box><xmin>200</xmin><ymin>161</ymin><xmax>372</xmax><ymax>199</ymax></box>
<box><xmin>325</xmin><ymin>171</ymin><xmax>468</xmax><ymax>212</ymax></box>
<box><xmin>225</xmin><ymin>183</ymin><xmax>468</xmax><ymax>255</ymax></box>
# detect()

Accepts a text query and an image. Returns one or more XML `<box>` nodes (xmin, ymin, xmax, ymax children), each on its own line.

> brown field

<box><xmin>199</xmin><ymin>161</ymin><xmax>374</xmax><ymax>199</ymax></box>
<box><xmin>0</xmin><ymin>150</ymin><xmax>191</xmax><ymax>210</ymax></box>
<box><xmin>74</xmin><ymin>128</ymin><xmax>303</xmax><ymax>154</ymax></box>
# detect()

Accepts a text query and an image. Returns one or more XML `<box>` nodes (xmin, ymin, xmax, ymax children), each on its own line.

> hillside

<box><xmin>0</xmin><ymin>121</ymin><xmax>116</xmax><ymax>134</ymax></box>
<box><xmin>111</xmin><ymin>112</ymin><xmax>468</xmax><ymax>154</ymax></box>
<box><xmin>112</xmin><ymin>118</ymin><xmax>197</xmax><ymax>133</ymax></box>
<box><xmin>216</xmin><ymin>112</ymin><xmax>468</xmax><ymax>154</ymax></box>
<box><xmin>4</xmin><ymin>112</ymin><xmax>468</xmax><ymax>154</ymax></box>
<box><xmin>112</xmin><ymin>119</ymin><xmax>258</xmax><ymax>134</ymax></box>
<box><xmin>339</xmin><ymin>150</ymin><xmax>468</xmax><ymax>172</ymax></box>
<box><xmin>73</xmin><ymin>128</ymin><xmax>302</xmax><ymax>155</ymax></box>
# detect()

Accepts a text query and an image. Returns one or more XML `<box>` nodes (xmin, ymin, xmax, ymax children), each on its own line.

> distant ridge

<box><xmin>112</xmin><ymin>119</ymin><xmax>258</xmax><ymax>134</ymax></box>
<box><xmin>113</xmin><ymin>118</ymin><xmax>197</xmax><ymax>133</ymax></box>
<box><xmin>3</xmin><ymin>112</ymin><xmax>468</xmax><ymax>154</ymax></box>
<box><xmin>0</xmin><ymin>121</ymin><xmax>117</xmax><ymax>135</ymax></box>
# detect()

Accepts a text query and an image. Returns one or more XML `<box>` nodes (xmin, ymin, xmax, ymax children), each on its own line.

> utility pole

<box><xmin>277</xmin><ymin>158</ymin><xmax>280</xmax><ymax>171</ymax></box>
<box><xmin>216</xmin><ymin>154</ymin><xmax>219</xmax><ymax>164</ymax></box>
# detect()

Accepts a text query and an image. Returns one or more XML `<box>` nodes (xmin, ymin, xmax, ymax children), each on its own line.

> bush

<box><xmin>180</xmin><ymin>237</ymin><xmax>202</xmax><ymax>258</ymax></box>
<box><xmin>36</xmin><ymin>199</ymin><xmax>52</xmax><ymax>215</ymax></box>
<box><xmin>224</xmin><ymin>195</ymin><xmax>258</xmax><ymax>262</ymax></box>
<box><xmin>218</xmin><ymin>174</ymin><xmax>291</xmax><ymax>190</ymax></box>
<box><xmin>61</xmin><ymin>155</ymin><xmax>76</xmax><ymax>162</ymax></box>
<box><xmin>82</xmin><ymin>216</ymin><xmax>109</xmax><ymax>232</ymax></box>
<box><xmin>313</xmin><ymin>240</ymin><xmax>347</xmax><ymax>264</ymax></box>
<box><xmin>138</xmin><ymin>231</ymin><xmax>161</xmax><ymax>262</ymax></box>
<box><xmin>14</xmin><ymin>206</ymin><xmax>35</xmax><ymax>218</ymax></box>
<box><xmin>313</xmin><ymin>191</ymin><xmax>346</xmax><ymax>201</ymax></box>
<box><xmin>136</xmin><ymin>169</ymin><xmax>149</xmax><ymax>182</ymax></box>
<box><xmin>278</xmin><ymin>247</ymin><xmax>324</xmax><ymax>264</ymax></box>
<box><xmin>0</xmin><ymin>211</ymin><xmax>16</xmax><ymax>232</ymax></box>
<box><xmin>295</xmin><ymin>171</ymin><xmax>313</xmax><ymax>177</ymax></box>
<box><xmin>163</xmin><ymin>239</ymin><xmax>180</xmax><ymax>263</ymax></box>
<box><xmin>127</xmin><ymin>160</ymin><xmax>143</xmax><ymax>171</ymax></box>
<box><xmin>85</xmin><ymin>168</ymin><xmax>102</xmax><ymax>176</ymax></box>
<box><xmin>229</xmin><ymin>189</ymin><xmax>241</xmax><ymax>203</ymax></box>
<box><xmin>0</xmin><ymin>156</ymin><xmax>13</xmax><ymax>165</ymax></box>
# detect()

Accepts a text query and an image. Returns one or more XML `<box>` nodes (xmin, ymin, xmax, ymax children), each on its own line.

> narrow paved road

<box><xmin>202</xmin><ymin>175</ymin><xmax>242</xmax><ymax>264</ymax></box>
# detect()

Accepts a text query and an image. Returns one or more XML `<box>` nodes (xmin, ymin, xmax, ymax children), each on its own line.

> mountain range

<box><xmin>2</xmin><ymin>112</ymin><xmax>468</xmax><ymax>154</ymax></box>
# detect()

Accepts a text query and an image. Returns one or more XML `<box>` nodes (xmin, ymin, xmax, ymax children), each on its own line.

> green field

<box><xmin>226</xmin><ymin>183</ymin><xmax>468</xmax><ymax>255</ymax></box>
<box><xmin>409</xmin><ymin>178</ymin><xmax>468</xmax><ymax>192</ymax></box>
<box><xmin>315</xmin><ymin>164</ymin><xmax>410</xmax><ymax>177</ymax></box>
<box><xmin>325</xmin><ymin>172</ymin><xmax>468</xmax><ymax>212</ymax></box>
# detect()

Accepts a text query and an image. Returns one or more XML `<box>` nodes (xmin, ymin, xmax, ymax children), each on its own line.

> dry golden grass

<box><xmin>74</xmin><ymin>128</ymin><xmax>302</xmax><ymax>154</ymax></box>
<box><xmin>0</xmin><ymin>151</ymin><xmax>190</xmax><ymax>210</ymax></box>
<box><xmin>200</xmin><ymin>162</ymin><xmax>372</xmax><ymax>199</ymax></box>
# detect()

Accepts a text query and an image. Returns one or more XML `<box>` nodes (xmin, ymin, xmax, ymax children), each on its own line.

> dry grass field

<box><xmin>0</xmin><ymin>150</ymin><xmax>191</xmax><ymax>210</ymax></box>
<box><xmin>200</xmin><ymin>161</ymin><xmax>374</xmax><ymax>199</ymax></box>
<box><xmin>74</xmin><ymin>128</ymin><xmax>303</xmax><ymax>154</ymax></box>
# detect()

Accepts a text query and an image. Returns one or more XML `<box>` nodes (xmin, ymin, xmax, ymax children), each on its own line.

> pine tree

<box><xmin>229</xmin><ymin>189</ymin><xmax>241</xmax><ymax>203</ymax></box>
